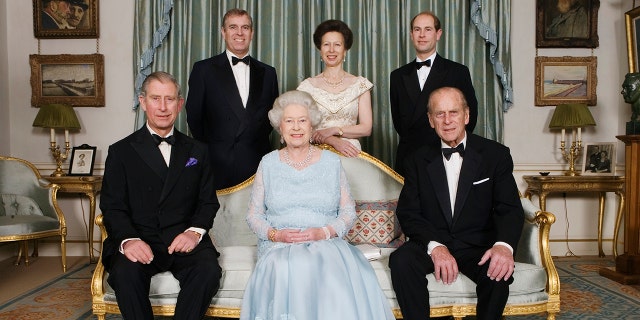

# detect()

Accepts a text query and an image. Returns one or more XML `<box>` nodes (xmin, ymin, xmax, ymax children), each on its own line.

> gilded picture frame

<box><xmin>534</xmin><ymin>56</ymin><xmax>597</xmax><ymax>106</ymax></box>
<box><xmin>536</xmin><ymin>0</ymin><xmax>599</xmax><ymax>48</ymax></box>
<box><xmin>29</xmin><ymin>54</ymin><xmax>105</xmax><ymax>107</ymax></box>
<box><xmin>69</xmin><ymin>144</ymin><xmax>97</xmax><ymax>176</ymax></box>
<box><xmin>581</xmin><ymin>142</ymin><xmax>615</xmax><ymax>175</ymax></box>
<box><xmin>625</xmin><ymin>6</ymin><xmax>640</xmax><ymax>72</ymax></box>
<box><xmin>33</xmin><ymin>0</ymin><xmax>99</xmax><ymax>39</ymax></box>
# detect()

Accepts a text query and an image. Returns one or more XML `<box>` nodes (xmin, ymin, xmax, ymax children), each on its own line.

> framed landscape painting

<box><xmin>535</xmin><ymin>56</ymin><xmax>597</xmax><ymax>106</ymax></box>
<box><xmin>29</xmin><ymin>54</ymin><xmax>105</xmax><ymax>107</ymax></box>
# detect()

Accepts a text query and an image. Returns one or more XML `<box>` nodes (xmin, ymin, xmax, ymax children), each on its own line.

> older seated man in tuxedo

<box><xmin>100</xmin><ymin>71</ymin><xmax>221</xmax><ymax>320</ymax></box>
<box><xmin>389</xmin><ymin>87</ymin><xmax>524</xmax><ymax>320</ymax></box>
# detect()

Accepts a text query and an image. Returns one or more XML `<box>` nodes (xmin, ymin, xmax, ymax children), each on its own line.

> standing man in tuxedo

<box><xmin>390</xmin><ymin>11</ymin><xmax>478</xmax><ymax>176</ymax></box>
<box><xmin>101</xmin><ymin>71</ymin><xmax>221</xmax><ymax>320</ymax></box>
<box><xmin>389</xmin><ymin>87</ymin><xmax>523</xmax><ymax>320</ymax></box>
<box><xmin>185</xmin><ymin>8</ymin><xmax>279</xmax><ymax>190</ymax></box>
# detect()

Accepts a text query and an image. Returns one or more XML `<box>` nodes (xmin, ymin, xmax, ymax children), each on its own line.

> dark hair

<box><xmin>411</xmin><ymin>11</ymin><xmax>441</xmax><ymax>31</ymax></box>
<box><xmin>313</xmin><ymin>20</ymin><xmax>353</xmax><ymax>50</ymax></box>
<box><xmin>222</xmin><ymin>8</ymin><xmax>253</xmax><ymax>29</ymax></box>
<box><xmin>140</xmin><ymin>71</ymin><xmax>181</xmax><ymax>98</ymax></box>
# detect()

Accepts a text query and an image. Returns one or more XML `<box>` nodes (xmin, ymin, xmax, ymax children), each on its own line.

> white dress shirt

<box><xmin>417</xmin><ymin>52</ymin><xmax>437</xmax><ymax>90</ymax></box>
<box><xmin>226</xmin><ymin>50</ymin><xmax>250</xmax><ymax>107</ymax></box>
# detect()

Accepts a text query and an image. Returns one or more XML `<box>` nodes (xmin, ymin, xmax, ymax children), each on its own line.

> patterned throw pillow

<box><xmin>346</xmin><ymin>199</ymin><xmax>404</xmax><ymax>247</ymax></box>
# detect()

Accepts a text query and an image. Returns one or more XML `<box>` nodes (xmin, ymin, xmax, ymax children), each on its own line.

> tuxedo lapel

<box><xmin>425</xmin><ymin>151</ymin><xmax>453</xmax><ymax>226</ymax></box>
<box><xmin>452</xmin><ymin>140</ymin><xmax>481</xmax><ymax>226</ymax></box>
<box><xmin>131</xmin><ymin>129</ymin><xmax>168</xmax><ymax>180</ymax></box>
<box><xmin>400</xmin><ymin>64</ymin><xmax>429</xmax><ymax>129</ymax></box>
<box><xmin>213</xmin><ymin>54</ymin><xmax>246</xmax><ymax>123</ymax></box>
<box><xmin>236</xmin><ymin>58</ymin><xmax>266</xmax><ymax>137</ymax></box>
<box><xmin>159</xmin><ymin>133</ymin><xmax>191</xmax><ymax>203</ymax></box>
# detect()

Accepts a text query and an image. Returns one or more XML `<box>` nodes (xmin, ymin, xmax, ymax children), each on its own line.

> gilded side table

<box><xmin>523</xmin><ymin>175</ymin><xmax>625</xmax><ymax>257</ymax></box>
<box><xmin>46</xmin><ymin>175</ymin><xmax>102</xmax><ymax>263</ymax></box>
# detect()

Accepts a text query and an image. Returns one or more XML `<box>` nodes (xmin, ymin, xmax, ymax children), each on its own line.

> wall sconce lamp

<box><xmin>32</xmin><ymin>104</ymin><xmax>81</xmax><ymax>177</ymax></box>
<box><xmin>548</xmin><ymin>103</ymin><xmax>596</xmax><ymax>176</ymax></box>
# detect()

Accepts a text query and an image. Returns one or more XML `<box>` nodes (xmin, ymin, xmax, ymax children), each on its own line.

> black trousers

<box><xmin>107</xmin><ymin>247</ymin><xmax>221</xmax><ymax>320</ymax></box>
<box><xmin>389</xmin><ymin>241</ymin><xmax>513</xmax><ymax>320</ymax></box>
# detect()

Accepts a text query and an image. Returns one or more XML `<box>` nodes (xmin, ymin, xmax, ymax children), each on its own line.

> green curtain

<box><xmin>133</xmin><ymin>0</ymin><xmax>511</xmax><ymax>168</ymax></box>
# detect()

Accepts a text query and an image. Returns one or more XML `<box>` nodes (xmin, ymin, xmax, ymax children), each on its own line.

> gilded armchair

<box><xmin>0</xmin><ymin>156</ymin><xmax>67</xmax><ymax>271</ymax></box>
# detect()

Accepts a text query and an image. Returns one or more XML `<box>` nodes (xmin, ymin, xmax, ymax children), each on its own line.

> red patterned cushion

<box><xmin>346</xmin><ymin>200</ymin><xmax>404</xmax><ymax>247</ymax></box>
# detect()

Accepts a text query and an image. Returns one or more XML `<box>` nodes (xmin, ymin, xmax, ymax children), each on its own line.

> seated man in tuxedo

<box><xmin>100</xmin><ymin>71</ymin><xmax>221</xmax><ymax>320</ymax></box>
<box><xmin>389</xmin><ymin>87</ymin><xmax>524</xmax><ymax>320</ymax></box>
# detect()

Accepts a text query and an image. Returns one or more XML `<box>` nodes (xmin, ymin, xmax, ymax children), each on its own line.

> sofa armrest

<box><xmin>535</xmin><ymin>210</ymin><xmax>560</xmax><ymax>297</ymax></box>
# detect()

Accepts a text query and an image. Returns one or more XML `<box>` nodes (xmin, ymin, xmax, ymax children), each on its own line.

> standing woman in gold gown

<box><xmin>297</xmin><ymin>19</ymin><xmax>373</xmax><ymax>157</ymax></box>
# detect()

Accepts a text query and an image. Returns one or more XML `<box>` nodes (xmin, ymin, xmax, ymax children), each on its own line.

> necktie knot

<box><xmin>232</xmin><ymin>56</ymin><xmax>250</xmax><ymax>65</ymax></box>
<box><xmin>152</xmin><ymin>134</ymin><xmax>175</xmax><ymax>145</ymax></box>
<box><xmin>442</xmin><ymin>143</ymin><xmax>464</xmax><ymax>160</ymax></box>
<box><xmin>415</xmin><ymin>59</ymin><xmax>431</xmax><ymax>69</ymax></box>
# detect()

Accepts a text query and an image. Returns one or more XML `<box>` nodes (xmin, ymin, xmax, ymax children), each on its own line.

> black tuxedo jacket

<box><xmin>397</xmin><ymin>134</ymin><xmax>523</xmax><ymax>254</ymax></box>
<box><xmin>185</xmin><ymin>52</ymin><xmax>279</xmax><ymax>190</ymax></box>
<box><xmin>390</xmin><ymin>54</ymin><xmax>478</xmax><ymax>175</ymax></box>
<box><xmin>100</xmin><ymin>128</ymin><xmax>220</xmax><ymax>270</ymax></box>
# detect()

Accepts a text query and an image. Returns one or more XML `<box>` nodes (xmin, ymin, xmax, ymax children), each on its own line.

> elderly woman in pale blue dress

<box><xmin>240</xmin><ymin>90</ymin><xmax>394</xmax><ymax>320</ymax></box>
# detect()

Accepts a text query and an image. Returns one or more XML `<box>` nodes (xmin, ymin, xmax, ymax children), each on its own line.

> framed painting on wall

<box><xmin>534</xmin><ymin>56</ymin><xmax>597</xmax><ymax>106</ymax></box>
<box><xmin>581</xmin><ymin>142</ymin><xmax>615</xmax><ymax>175</ymax></box>
<box><xmin>536</xmin><ymin>0</ymin><xmax>599</xmax><ymax>48</ymax></box>
<box><xmin>29</xmin><ymin>54</ymin><xmax>105</xmax><ymax>107</ymax></box>
<box><xmin>33</xmin><ymin>0</ymin><xmax>99</xmax><ymax>39</ymax></box>
<box><xmin>625</xmin><ymin>6</ymin><xmax>640</xmax><ymax>72</ymax></box>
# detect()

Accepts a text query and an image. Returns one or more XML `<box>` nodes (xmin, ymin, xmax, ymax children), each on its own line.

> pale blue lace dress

<box><xmin>240</xmin><ymin>150</ymin><xmax>394</xmax><ymax>320</ymax></box>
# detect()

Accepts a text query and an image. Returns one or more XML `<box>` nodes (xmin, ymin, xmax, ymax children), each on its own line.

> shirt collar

<box><xmin>146</xmin><ymin>123</ymin><xmax>174</xmax><ymax>138</ymax></box>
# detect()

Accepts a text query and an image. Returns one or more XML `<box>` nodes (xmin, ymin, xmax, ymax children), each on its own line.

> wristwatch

<box><xmin>337</xmin><ymin>128</ymin><xmax>344</xmax><ymax>137</ymax></box>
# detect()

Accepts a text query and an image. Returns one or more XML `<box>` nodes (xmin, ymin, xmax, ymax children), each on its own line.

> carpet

<box><xmin>1</xmin><ymin>257</ymin><xmax>639</xmax><ymax>319</ymax></box>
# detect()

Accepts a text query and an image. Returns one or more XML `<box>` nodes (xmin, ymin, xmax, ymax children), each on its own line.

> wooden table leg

<box><xmin>614</xmin><ymin>191</ymin><xmax>626</xmax><ymax>258</ymax></box>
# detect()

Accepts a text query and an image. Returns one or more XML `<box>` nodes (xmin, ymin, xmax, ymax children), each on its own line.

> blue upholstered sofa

<box><xmin>91</xmin><ymin>149</ymin><xmax>560</xmax><ymax>319</ymax></box>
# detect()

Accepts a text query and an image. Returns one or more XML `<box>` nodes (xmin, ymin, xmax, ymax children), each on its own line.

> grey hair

<box><xmin>268</xmin><ymin>90</ymin><xmax>322</xmax><ymax>133</ymax></box>
<box><xmin>139</xmin><ymin>71</ymin><xmax>182</xmax><ymax>98</ymax></box>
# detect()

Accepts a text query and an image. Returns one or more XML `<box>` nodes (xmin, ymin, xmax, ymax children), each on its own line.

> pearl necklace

<box><xmin>322</xmin><ymin>72</ymin><xmax>344</xmax><ymax>88</ymax></box>
<box><xmin>283</xmin><ymin>146</ymin><xmax>314</xmax><ymax>169</ymax></box>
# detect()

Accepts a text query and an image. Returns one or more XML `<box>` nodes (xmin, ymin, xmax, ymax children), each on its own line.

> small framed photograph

<box><xmin>625</xmin><ymin>6</ymin><xmax>640</xmax><ymax>72</ymax></box>
<box><xmin>535</xmin><ymin>56</ymin><xmax>597</xmax><ymax>106</ymax></box>
<box><xmin>33</xmin><ymin>0</ymin><xmax>99</xmax><ymax>39</ymax></box>
<box><xmin>582</xmin><ymin>142</ymin><xmax>615</xmax><ymax>175</ymax></box>
<box><xmin>29</xmin><ymin>54</ymin><xmax>105</xmax><ymax>107</ymax></box>
<box><xmin>69</xmin><ymin>144</ymin><xmax>96</xmax><ymax>176</ymax></box>
<box><xmin>536</xmin><ymin>0</ymin><xmax>599</xmax><ymax>48</ymax></box>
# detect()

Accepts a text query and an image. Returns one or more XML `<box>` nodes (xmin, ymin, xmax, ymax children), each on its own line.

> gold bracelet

<box><xmin>268</xmin><ymin>229</ymin><xmax>278</xmax><ymax>242</ymax></box>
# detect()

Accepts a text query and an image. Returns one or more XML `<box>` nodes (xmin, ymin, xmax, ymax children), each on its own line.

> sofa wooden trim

<box><xmin>91</xmin><ymin>148</ymin><xmax>560</xmax><ymax>319</ymax></box>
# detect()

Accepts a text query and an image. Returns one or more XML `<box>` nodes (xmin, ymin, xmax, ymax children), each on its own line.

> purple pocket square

<box><xmin>185</xmin><ymin>157</ymin><xmax>198</xmax><ymax>167</ymax></box>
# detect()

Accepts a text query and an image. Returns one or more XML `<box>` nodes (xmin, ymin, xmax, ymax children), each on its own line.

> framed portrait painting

<box><xmin>29</xmin><ymin>54</ymin><xmax>105</xmax><ymax>107</ymax></box>
<box><xmin>581</xmin><ymin>142</ymin><xmax>615</xmax><ymax>175</ymax></box>
<box><xmin>33</xmin><ymin>0</ymin><xmax>99</xmax><ymax>39</ymax></box>
<box><xmin>625</xmin><ymin>6</ymin><xmax>640</xmax><ymax>72</ymax></box>
<box><xmin>536</xmin><ymin>0</ymin><xmax>599</xmax><ymax>48</ymax></box>
<box><xmin>534</xmin><ymin>56</ymin><xmax>597</xmax><ymax>106</ymax></box>
<box><xmin>68</xmin><ymin>144</ymin><xmax>96</xmax><ymax>176</ymax></box>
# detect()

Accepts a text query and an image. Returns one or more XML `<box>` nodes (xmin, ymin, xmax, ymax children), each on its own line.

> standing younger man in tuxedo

<box><xmin>185</xmin><ymin>8</ymin><xmax>279</xmax><ymax>190</ymax></box>
<box><xmin>389</xmin><ymin>87</ymin><xmax>523</xmax><ymax>320</ymax></box>
<box><xmin>101</xmin><ymin>71</ymin><xmax>221</xmax><ymax>320</ymax></box>
<box><xmin>390</xmin><ymin>11</ymin><xmax>478</xmax><ymax>176</ymax></box>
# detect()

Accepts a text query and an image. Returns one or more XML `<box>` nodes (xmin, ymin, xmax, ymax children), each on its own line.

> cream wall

<box><xmin>0</xmin><ymin>1</ymin><xmax>634</xmax><ymax>259</ymax></box>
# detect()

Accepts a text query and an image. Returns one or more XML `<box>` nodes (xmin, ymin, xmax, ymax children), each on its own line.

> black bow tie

<box><xmin>232</xmin><ymin>56</ymin><xmax>250</xmax><ymax>65</ymax></box>
<box><xmin>152</xmin><ymin>134</ymin><xmax>175</xmax><ymax>145</ymax></box>
<box><xmin>442</xmin><ymin>143</ymin><xmax>464</xmax><ymax>160</ymax></box>
<box><xmin>415</xmin><ymin>59</ymin><xmax>431</xmax><ymax>69</ymax></box>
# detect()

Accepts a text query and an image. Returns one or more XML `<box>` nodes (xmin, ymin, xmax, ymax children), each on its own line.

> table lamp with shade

<box><xmin>32</xmin><ymin>104</ymin><xmax>81</xmax><ymax>177</ymax></box>
<box><xmin>548</xmin><ymin>103</ymin><xmax>596</xmax><ymax>176</ymax></box>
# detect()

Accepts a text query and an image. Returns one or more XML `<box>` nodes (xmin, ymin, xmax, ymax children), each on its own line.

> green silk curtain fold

<box><xmin>133</xmin><ymin>0</ymin><xmax>511</xmax><ymax>168</ymax></box>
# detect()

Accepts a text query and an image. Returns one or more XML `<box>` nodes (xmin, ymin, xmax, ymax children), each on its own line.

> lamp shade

<box><xmin>32</xmin><ymin>104</ymin><xmax>81</xmax><ymax>129</ymax></box>
<box><xmin>548</xmin><ymin>103</ymin><xmax>596</xmax><ymax>128</ymax></box>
